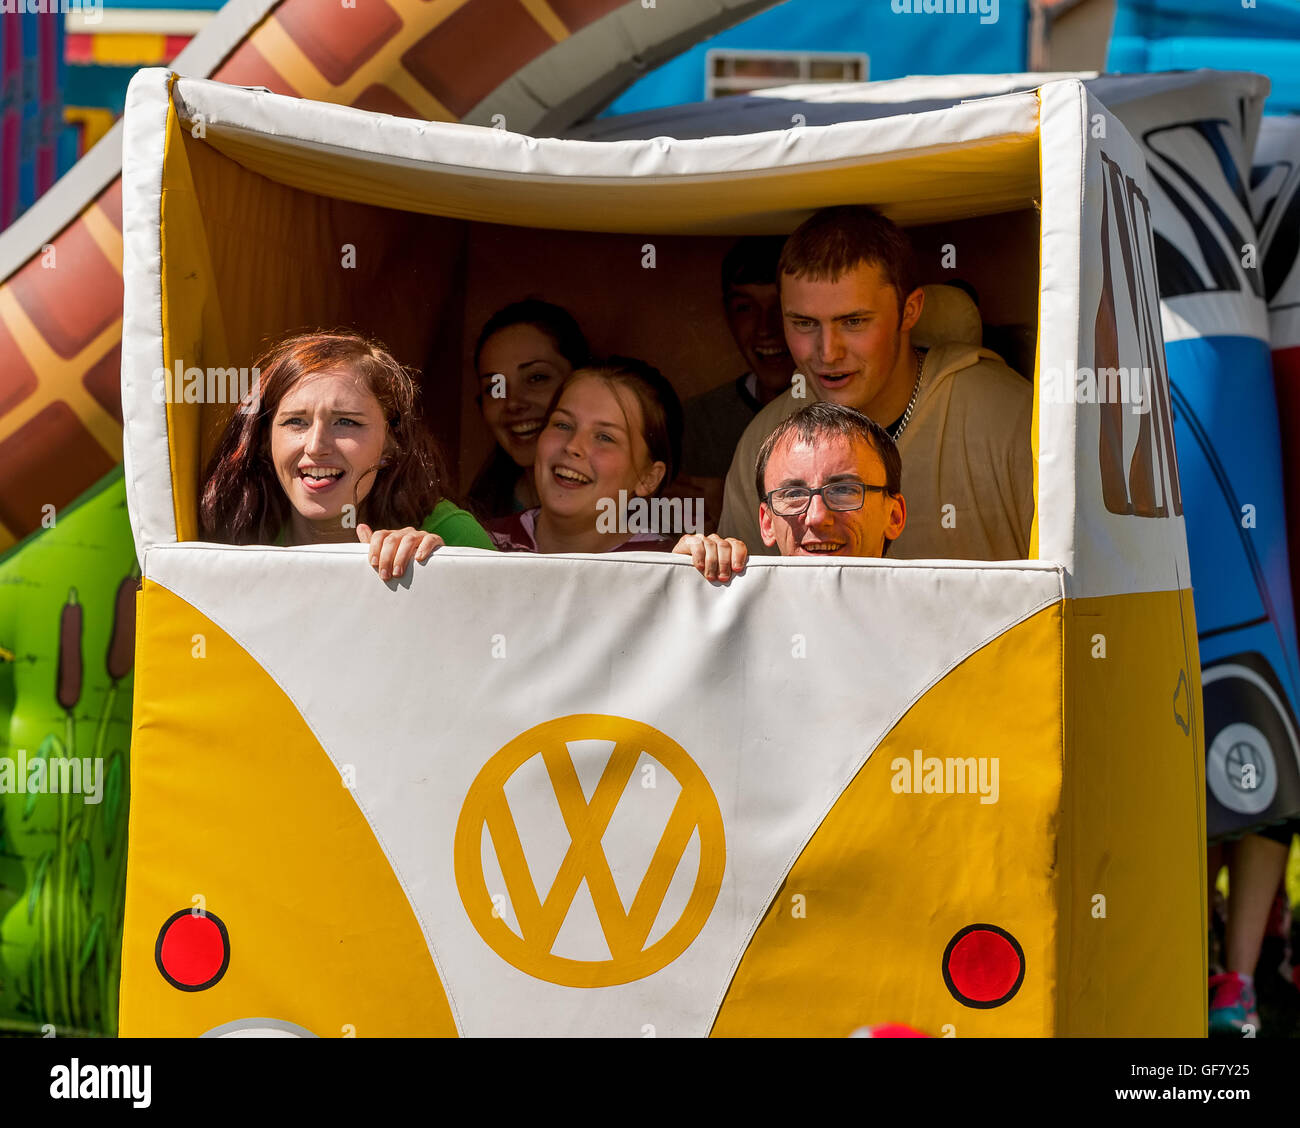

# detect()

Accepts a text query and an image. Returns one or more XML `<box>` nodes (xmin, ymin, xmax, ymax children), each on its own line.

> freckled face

<box><xmin>478</xmin><ymin>324</ymin><xmax>572</xmax><ymax>467</ymax></box>
<box><xmin>535</xmin><ymin>376</ymin><xmax>665</xmax><ymax>522</ymax></box>
<box><xmin>270</xmin><ymin>368</ymin><xmax>388</xmax><ymax>524</ymax></box>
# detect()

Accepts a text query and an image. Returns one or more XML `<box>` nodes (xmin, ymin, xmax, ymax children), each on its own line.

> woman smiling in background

<box><xmin>467</xmin><ymin>299</ymin><xmax>590</xmax><ymax>519</ymax></box>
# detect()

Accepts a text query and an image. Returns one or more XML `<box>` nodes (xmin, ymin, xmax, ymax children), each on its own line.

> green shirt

<box><xmin>420</xmin><ymin>499</ymin><xmax>496</xmax><ymax>550</ymax></box>
<box><xmin>274</xmin><ymin>499</ymin><xmax>496</xmax><ymax>549</ymax></box>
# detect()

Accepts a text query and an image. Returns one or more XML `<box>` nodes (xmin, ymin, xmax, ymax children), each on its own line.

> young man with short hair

<box><xmin>717</xmin><ymin>206</ymin><xmax>1033</xmax><ymax>560</ymax></box>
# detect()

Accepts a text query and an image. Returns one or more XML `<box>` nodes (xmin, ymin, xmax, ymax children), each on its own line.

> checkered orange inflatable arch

<box><xmin>0</xmin><ymin>0</ymin><xmax>775</xmax><ymax>551</ymax></box>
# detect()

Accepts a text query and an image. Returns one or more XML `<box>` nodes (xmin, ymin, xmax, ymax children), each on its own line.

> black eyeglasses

<box><xmin>764</xmin><ymin>481</ymin><xmax>890</xmax><ymax>517</ymax></box>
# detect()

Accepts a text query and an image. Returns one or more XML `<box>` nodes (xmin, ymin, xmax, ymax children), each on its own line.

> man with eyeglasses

<box><xmin>672</xmin><ymin>402</ymin><xmax>904</xmax><ymax>579</ymax></box>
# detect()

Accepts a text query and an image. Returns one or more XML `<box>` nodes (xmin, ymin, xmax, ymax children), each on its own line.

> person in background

<box><xmin>467</xmin><ymin>299</ymin><xmax>589</xmax><ymax>520</ymax></box>
<box><xmin>201</xmin><ymin>328</ymin><xmax>494</xmax><ymax>580</ymax></box>
<box><xmin>490</xmin><ymin>358</ymin><xmax>684</xmax><ymax>554</ymax></box>
<box><xmin>1208</xmin><ymin>828</ymin><xmax>1295</xmax><ymax>1035</ymax></box>
<box><xmin>679</xmin><ymin>236</ymin><xmax>795</xmax><ymax>530</ymax></box>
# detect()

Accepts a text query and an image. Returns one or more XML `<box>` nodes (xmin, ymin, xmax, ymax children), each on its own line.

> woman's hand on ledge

<box><xmin>357</xmin><ymin>524</ymin><xmax>445</xmax><ymax>581</ymax></box>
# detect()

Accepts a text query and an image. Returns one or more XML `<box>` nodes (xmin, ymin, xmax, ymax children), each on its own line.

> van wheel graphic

<box><xmin>200</xmin><ymin>1018</ymin><xmax>318</xmax><ymax>1038</ymax></box>
<box><xmin>1203</xmin><ymin>663</ymin><xmax>1294</xmax><ymax>816</ymax></box>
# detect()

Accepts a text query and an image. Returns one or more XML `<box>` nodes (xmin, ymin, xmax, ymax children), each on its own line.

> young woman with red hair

<box><xmin>201</xmin><ymin>329</ymin><xmax>494</xmax><ymax>579</ymax></box>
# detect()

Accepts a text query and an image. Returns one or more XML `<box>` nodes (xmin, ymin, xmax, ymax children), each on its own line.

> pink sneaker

<box><xmin>1208</xmin><ymin>972</ymin><xmax>1260</xmax><ymax>1036</ymax></box>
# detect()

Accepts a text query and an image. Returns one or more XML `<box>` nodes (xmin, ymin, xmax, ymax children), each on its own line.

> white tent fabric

<box><xmin>564</xmin><ymin>68</ymin><xmax>1265</xmax><ymax>144</ymax></box>
<box><xmin>162</xmin><ymin>75</ymin><xmax>1040</xmax><ymax>230</ymax></box>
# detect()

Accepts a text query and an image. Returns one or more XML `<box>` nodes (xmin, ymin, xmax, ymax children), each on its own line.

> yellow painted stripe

<box><xmin>91</xmin><ymin>33</ymin><xmax>168</xmax><ymax>66</ymax></box>
<box><xmin>0</xmin><ymin>373</ymin><xmax>122</xmax><ymax>466</ymax></box>
<box><xmin>65</xmin><ymin>106</ymin><xmax>118</xmax><ymax>153</ymax></box>
<box><xmin>0</xmin><ymin>289</ymin><xmax>124</xmax><ymax>459</ymax></box>
<box><xmin>1029</xmin><ymin>90</ymin><xmax>1043</xmax><ymax>561</ymax></box>
<box><xmin>67</xmin><ymin>324</ymin><xmax>127</xmax><ymax>458</ymax></box>
<box><xmin>247</xmin><ymin>16</ymin><xmax>335</xmax><ymax>97</ymax></box>
<box><xmin>519</xmin><ymin>0</ymin><xmax>570</xmax><ymax>42</ymax></box>
<box><xmin>249</xmin><ymin>0</ymin><xmax>468</xmax><ymax>118</ymax></box>
<box><xmin>160</xmin><ymin>95</ymin><xmax>191</xmax><ymax>544</ymax></box>
<box><xmin>390</xmin><ymin>0</ymin><xmax>476</xmax><ymax>36</ymax></box>
<box><xmin>82</xmin><ymin>202</ymin><xmax>125</xmax><ymax>273</ymax></box>
<box><xmin>382</xmin><ymin>69</ymin><xmax>455</xmax><ymax>123</ymax></box>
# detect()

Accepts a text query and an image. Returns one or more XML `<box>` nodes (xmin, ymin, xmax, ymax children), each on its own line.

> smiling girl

<box><xmin>201</xmin><ymin>329</ymin><xmax>494</xmax><ymax>579</ymax></box>
<box><xmin>487</xmin><ymin>358</ymin><xmax>684</xmax><ymax>554</ymax></box>
<box><xmin>467</xmin><ymin>300</ymin><xmax>589</xmax><ymax>520</ymax></box>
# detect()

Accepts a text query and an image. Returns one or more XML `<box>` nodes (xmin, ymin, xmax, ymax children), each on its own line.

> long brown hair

<box><xmin>200</xmin><ymin>329</ymin><xmax>447</xmax><ymax>544</ymax></box>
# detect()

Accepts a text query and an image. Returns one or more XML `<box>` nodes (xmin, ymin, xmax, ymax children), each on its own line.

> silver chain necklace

<box><xmin>889</xmin><ymin>347</ymin><xmax>924</xmax><ymax>441</ymax></box>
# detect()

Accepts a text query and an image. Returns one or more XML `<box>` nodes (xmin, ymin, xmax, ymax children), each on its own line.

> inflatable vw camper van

<box><xmin>115</xmin><ymin>70</ymin><xmax>1204</xmax><ymax>1036</ymax></box>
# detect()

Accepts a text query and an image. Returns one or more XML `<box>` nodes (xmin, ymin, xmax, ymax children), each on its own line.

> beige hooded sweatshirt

<box><xmin>717</xmin><ymin>342</ymin><xmax>1034</xmax><ymax>560</ymax></box>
